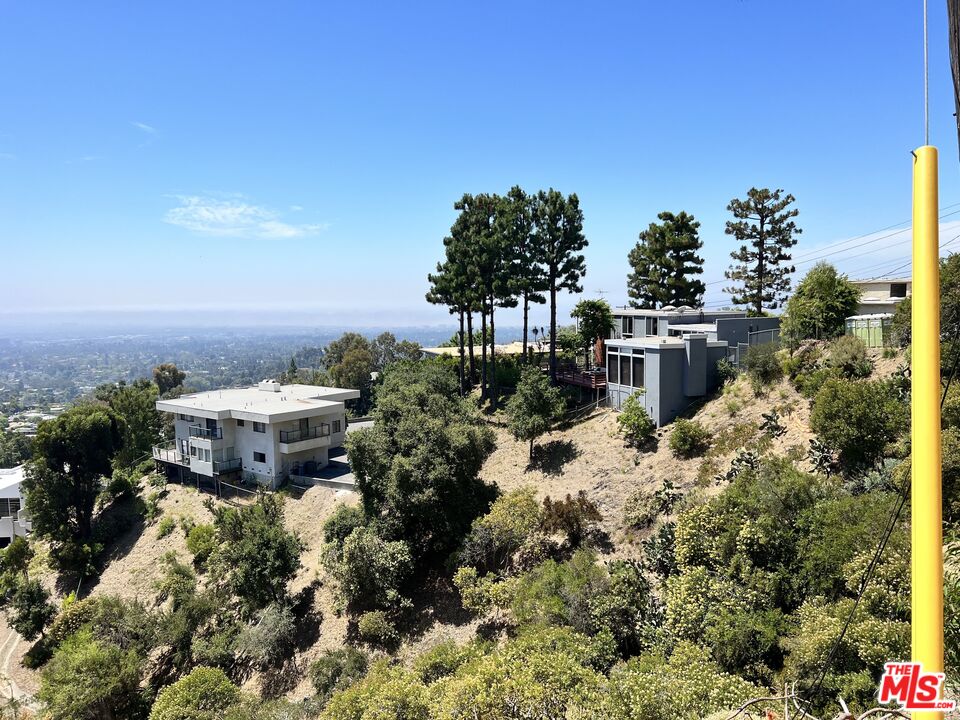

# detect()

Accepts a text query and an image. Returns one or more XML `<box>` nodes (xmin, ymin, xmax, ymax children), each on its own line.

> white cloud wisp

<box><xmin>164</xmin><ymin>195</ymin><xmax>327</xmax><ymax>239</ymax></box>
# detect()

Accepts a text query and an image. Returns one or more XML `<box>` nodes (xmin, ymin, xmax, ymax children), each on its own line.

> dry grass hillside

<box><xmin>3</xmin><ymin>345</ymin><xmax>904</xmax><ymax>703</ymax></box>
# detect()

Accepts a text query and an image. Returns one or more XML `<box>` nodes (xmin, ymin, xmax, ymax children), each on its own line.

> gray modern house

<box><xmin>605</xmin><ymin>334</ymin><xmax>729</xmax><ymax>426</ymax></box>
<box><xmin>610</xmin><ymin>306</ymin><xmax>780</xmax><ymax>346</ymax></box>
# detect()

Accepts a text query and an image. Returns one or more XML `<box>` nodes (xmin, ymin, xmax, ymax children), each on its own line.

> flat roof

<box><xmin>422</xmin><ymin>341</ymin><xmax>551</xmax><ymax>357</ymax></box>
<box><xmin>0</xmin><ymin>466</ymin><xmax>25</xmax><ymax>497</ymax></box>
<box><xmin>612</xmin><ymin>307</ymin><xmax>746</xmax><ymax>318</ymax></box>
<box><xmin>850</xmin><ymin>277</ymin><xmax>911</xmax><ymax>284</ymax></box>
<box><xmin>157</xmin><ymin>383</ymin><xmax>360</xmax><ymax>423</ymax></box>
<box><xmin>607</xmin><ymin>335</ymin><xmax>725</xmax><ymax>350</ymax></box>
<box><xmin>668</xmin><ymin>323</ymin><xmax>718</xmax><ymax>332</ymax></box>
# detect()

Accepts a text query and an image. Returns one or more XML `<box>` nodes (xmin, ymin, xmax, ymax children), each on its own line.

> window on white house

<box><xmin>236</xmin><ymin>419</ymin><xmax>245</xmax><ymax>427</ymax></box>
<box><xmin>253</xmin><ymin>451</ymin><xmax>266</xmax><ymax>463</ymax></box>
<box><xmin>333</xmin><ymin>420</ymin><xmax>342</xmax><ymax>433</ymax></box>
<box><xmin>253</xmin><ymin>422</ymin><xmax>266</xmax><ymax>433</ymax></box>
<box><xmin>204</xmin><ymin>449</ymin><xmax>211</xmax><ymax>462</ymax></box>
<box><xmin>608</xmin><ymin>354</ymin><xmax>619</xmax><ymax>383</ymax></box>
<box><xmin>178</xmin><ymin>413</ymin><xmax>194</xmax><ymax>422</ymax></box>
<box><xmin>189</xmin><ymin>446</ymin><xmax>197</xmax><ymax>457</ymax></box>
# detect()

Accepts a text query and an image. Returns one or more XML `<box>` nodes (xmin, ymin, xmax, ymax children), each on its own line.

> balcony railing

<box><xmin>153</xmin><ymin>445</ymin><xmax>189</xmax><ymax>466</ymax></box>
<box><xmin>279</xmin><ymin>423</ymin><xmax>330</xmax><ymax>443</ymax></box>
<box><xmin>213</xmin><ymin>457</ymin><xmax>242</xmax><ymax>474</ymax></box>
<box><xmin>189</xmin><ymin>426</ymin><xmax>223</xmax><ymax>440</ymax></box>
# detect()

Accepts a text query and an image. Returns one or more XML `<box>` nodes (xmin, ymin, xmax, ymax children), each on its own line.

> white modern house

<box><xmin>0</xmin><ymin>466</ymin><xmax>31</xmax><ymax>545</ymax></box>
<box><xmin>152</xmin><ymin>380</ymin><xmax>360</xmax><ymax>490</ymax></box>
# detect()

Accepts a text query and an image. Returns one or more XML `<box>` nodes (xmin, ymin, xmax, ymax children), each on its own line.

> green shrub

<box><xmin>144</xmin><ymin>491</ymin><xmax>163</xmax><ymax>523</ymax></box>
<box><xmin>322</xmin><ymin>503</ymin><xmax>365</xmax><ymax>548</ymax></box>
<box><xmin>310</xmin><ymin>647</ymin><xmax>368</xmax><ymax>699</ymax></box>
<box><xmin>810</xmin><ymin>379</ymin><xmax>907</xmax><ymax>473</ymax></box>
<box><xmin>156</xmin><ymin>516</ymin><xmax>175</xmax><ymax>539</ymax></box>
<box><xmin>624</xmin><ymin>479</ymin><xmax>680</xmax><ymax>530</ymax></box>
<box><xmin>149</xmin><ymin>666</ymin><xmax>240</xmax><ymax>720</ymax></box>
<box><xmin>39</xmin><ymin>629</ymin><xmax>144</xmax><ymax>720</ymax></box>
<box><xmin>413</xmin><ymin>639</ymin><xmax>488</xmax><ymax>683</ymax></box>
<box><xmin>540</xmin><ymin>491</ymin><xmax>603</xmax><ymax>547</ymax></box>
<box><xmin>616</xmin><ymin>392</ymin><xmax>656</xmax><ymax>446</ymax></box>
<box><xmin>458</xmin><ymin>486</ymin><xmax>541</xmax><ymax>572</ymax></box>
<box><xmin>357</xmin><ymin>611</ymin><xmax>398</xmax><ymax>647</ymax></box>
<box><xmin>826</xmin><ymin>335</ymin><xmax>873</xmax><ymax>378</ymax></box>
<box><xmin>793</xmin><ymin>366</ymin><xmax>841</xmax><ymax>399</ymax></box>
<box><xmin>324</xmin><ymin>526</ymin><xmax>413</xmax><ymax>610</ymax></box>
<box><xmin>641</xmin><ymin>522</ymin><xmax>677</xmax><ymax>579</ymax></box>
<box><xmin>8</xmin><ymin>578</ymin><xmax>56</xmax><ymax>640</ymax></box>
<box><xmin>715</xmin><ymin>358</ymin><xmax>738</xmax><ymax>385</ymax></box>
<box><xmin>236</xmin><ymin>602</ymin><xmax>296</xmax><ymax>669</ymax></box>
<box><xmin>743</xmin><ymin>343</ymin><xmax>783</xmax><ymax>391</ymax></box>
<box><xmin>186</xmin><ymin>524</ymin><xmax>216</xmax><ymax>567</ymax></box>
<box><xmin>668</xmin><ymin>419</ymin><xmax>710</xmax><ymax>458</ymax></box>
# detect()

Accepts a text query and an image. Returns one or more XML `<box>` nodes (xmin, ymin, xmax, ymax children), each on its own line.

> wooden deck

<box><xmin>556</xmin><ymin>368</ymin><xmax>607</xmax><ymax>390</ymax></box>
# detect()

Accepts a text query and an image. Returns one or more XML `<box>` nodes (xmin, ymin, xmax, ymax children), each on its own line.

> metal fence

<box><xmin>728</xmin><ymin>328</ymin><xmax>781</xmax><ymax>368</ymax></box>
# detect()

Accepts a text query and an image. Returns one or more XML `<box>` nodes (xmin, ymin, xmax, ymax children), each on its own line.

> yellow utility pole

<box><xmin>911</xmin><ymin>144</ymin><xmax>943</xmax><ymax>720</ymax></box>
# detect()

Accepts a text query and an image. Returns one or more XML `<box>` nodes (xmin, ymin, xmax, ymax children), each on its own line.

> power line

<box><xmin>807</xmin><ymin>307</ymin><xmax>960</xmax><ymax>704</ymax></box>
<box><xmin>703</xmin><ymin>207</ymin><xmax>960</xmax><ymax>289</ymax></box>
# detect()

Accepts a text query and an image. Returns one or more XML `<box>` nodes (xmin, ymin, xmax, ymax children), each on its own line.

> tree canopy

<box><xmin>627</xmin><ymin>211</ymin><xmax>705</xmax><ymax>308</ymax></box>
<box><xmin>24</xmin><ymin>403</ymin><xmax>123</xmax><ymax>544</ymax></box>
<box><xmin>724</xmin><ymin>187</ymin><xmax>802</xmax><ymax>314</ymax></box>
<box><xmin>780</xmin><ymin>262</ymin><xmax>861</xmax><ymax>345</ymax></box>
<box><xmin>506</xmin><ymin>366</ymin><xmax>566</xmax><ymax>459</ymax></box>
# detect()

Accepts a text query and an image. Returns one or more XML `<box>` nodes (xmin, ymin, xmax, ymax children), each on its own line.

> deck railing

<box><xmin>153</xmin><ymin>446</ymin><xmax>189</xmax><ymax>465</ymax></box>
<box><xmin>189</xmin><ymin>426</ymin><xmax>222</xmax><ymax>440</ymax></box>
<box><xmin>279</xmin><ymin>423</ymin><xmax>330</xmax><ymax>443</ymax></box>
<box><xmin>213</xmin><ymin>457</ymin><xmax>242</xmax><ymax>474</ymax></box>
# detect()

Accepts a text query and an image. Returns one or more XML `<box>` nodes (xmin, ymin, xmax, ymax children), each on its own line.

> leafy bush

<box><xmin>156</xmin><ymin>516</ymin><xmax>175</xmax><ymax>539</ymax></box>
<box><xmin>144</xmin><ymin>491</ymin><xmax>163</xmax><ymax>523</ymax></box>
<box><xmin>7</xmin><ymin>578</ymin><xmax>56</xmax><ymax>640</ymax></box>
<box><xmin>324</xmin><ymin>526</ymin><xmax>413</xmax><ymax>610</ymax></box>
<box><xmin>624</xmin><ymin>479</ymin><xmax>680</xmax><ymax>530</ymax></box>
<box><xmin>743</xmin><ymin>343</ymin><xmax>783</xmax><ymax>391</ymax></box>
<box><xmin>668</xmin><ymin>419</ymin><xmax>710</xmax><ymax>458</ymax></box>
<box><xmin>310</xmin><ymin>647</ymin><xmax>368</xmax><ymax>699</ymax></box>
<box><xmin>185</xmin><ymin>524</ymin><xmax>216</xmax><ymax>567</ymax></box>
<box><xmin>458</xmin><ymin>486</ymin><xmax>541</xmax><ymax>573</ymax></box>
<box><xmin>149</xmin><ymin>666</ymin><xmax>240</xmax><ymax>720</ymax></box>
<box><xmin>825</xmin><ymin>335</ymin><xmax>873</xmax><ymax>378</ymax></box>
<box><xmin>810</xmin><ymin>379</ymin><xmax>907</xmax><ymax>473</ymax></box>
<box><xmin>236</xmin><ymin>602</ymin><xmax>296</xmax><ymax>668</ymax></box>
<box><xmin>207</xmin><ymin>494</ymin><xmax>304</xmax><ymax>613</ymax></box>
<box><xmin>616</xmin><ymin>392</ymin><xmax>656</xmax><ymax>446</ymax></box>
<box><xmin>641</xmin><ymin>522</ymin><xmax>677</xmax><ymax>579</ymax></box>
<box><xmin>780</xmin><ymin>262</ymin><xmax>861</xmax><ymax>346</ymax></box>
<box><xmin>413</xmin><ymin>639</ymin><xmax>488</xmax><ymax>683</ymax></box>
<box><xmin>319</xmin><ymin>661</ymin><xmax>431</xmax><ymax>720</ymax></box>
<box><xmin>793</xmin><ymin>366</ymin><xmax>841</xmax><ymax>399</ymax></box>
<box><xmin>580</xmin><ymin>642</ymin><xmax>760</xmax><ymax>720</ymax></box>
<box><xmin>39</xmin><ymin>629</ymin><xmax>144</xmax><ymax>720</ymax></box>
<box><xmin>321</xmin><ymin>503</ymin><xmax>365</xmax><ymax>548</ymax></box>
<box><xmin>357</xmin><ymin>611</ymin><xmax>398</xmax><ymax>647</ymax></box>
<box><xmin>540</xmin><ymin>491</ymin><xmax>602</xmax><ymax>547</ymax></box>
<box><xmin>716</xmin><ymin>357</ymin><xmax>738</xmax><ymax>385</ymax></box>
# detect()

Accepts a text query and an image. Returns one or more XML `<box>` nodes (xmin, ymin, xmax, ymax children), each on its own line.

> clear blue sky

<box><xmin>2</xmin><ymin>1</ymin><xmax>958</xmax><ymax>328</ymax></box>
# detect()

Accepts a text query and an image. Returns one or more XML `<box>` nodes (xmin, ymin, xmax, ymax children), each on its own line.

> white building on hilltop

<box><xmin>0</xmin><ymin>466</ymin><xmax>31</xmax><ymax>545</ymax></box>
<box><xmin>153</xmin><ymin>380</ymin><xmax>359</xmax><ymax>490</ymax></box>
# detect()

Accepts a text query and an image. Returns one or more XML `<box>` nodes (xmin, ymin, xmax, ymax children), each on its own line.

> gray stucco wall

<box><xmin>713</xmin><ymin>317</ymin><xmax>780</xmax><ymax>347</ymax></box>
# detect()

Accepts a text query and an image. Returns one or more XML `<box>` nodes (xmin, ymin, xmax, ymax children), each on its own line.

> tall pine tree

<box><xmin>626</xmin><ymin>211</ymin><xmax>705</xmax><ymax>308</ymax></box>
<box><xmin>500</xmin><ymin>186</ymin><xmax>546</xmax><ymax>363</ymax></box>
<box><xmin>723</xmin><ymin>187</ymin><xmax>801</xmax><ymax>315</ymax></box>
<box><xmin>532</xmin><ymin>189</ymin><xmax>588</xmax><ymax>384</ymax></box>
